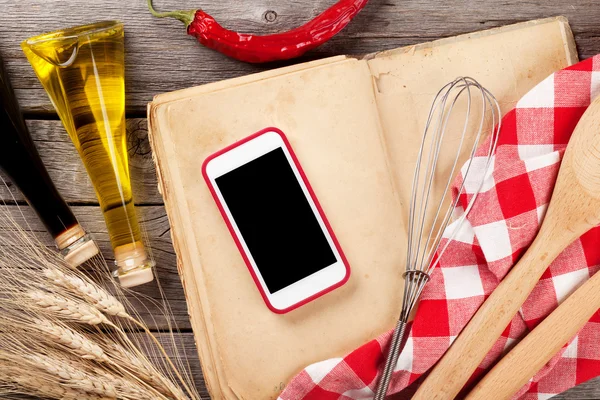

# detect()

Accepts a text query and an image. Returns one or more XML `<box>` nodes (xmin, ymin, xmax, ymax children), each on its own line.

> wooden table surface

<box><xmin>2</xmin><ymin>1</ymin><xmax>600</xmax><ymax>398</ymax></box>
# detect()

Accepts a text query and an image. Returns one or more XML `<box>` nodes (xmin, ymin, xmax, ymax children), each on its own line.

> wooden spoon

<box><xmin>465</xmin><ymin>264</ymin><xmax>600</xmax><ymax>400</ymax></box>
<box><xmin>412</xmin><ymin>95</ymin><xmax>600</xmax><ymax>400</ymax></box>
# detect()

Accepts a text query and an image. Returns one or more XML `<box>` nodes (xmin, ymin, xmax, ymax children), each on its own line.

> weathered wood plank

<box><xmin>556</xmin><ymin>378</ymin><xmax>600</xmax><ymax>400</ymax></box>
<box><xmin>136</xmin><ymin>332</ymin><xmax>207</xmax><ymax>399</ymax></box>
<box><xmin>0</xmin><ymin>0</ymin><xmax>599</xmax><ymax>114</ymax></box>
<box><xmin>0</xmin><ymin>118</ymin><xmax>161</xmax><ymax>204</ymax></box>
<box><xmin>0</xmin><ymin>204</ymin><xmax>190</xmax><ymax>330</ymax></box>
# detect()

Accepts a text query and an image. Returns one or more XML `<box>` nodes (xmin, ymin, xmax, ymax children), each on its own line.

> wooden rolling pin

<box><xmin>413</xmin><ymin>94</ymin><xmax>600</xmax><ymax>400</ymax></box>
<box><xmin>465</xmin><ymin>268</ymin><xmax>600</xmax><ymax>400</ymax></box>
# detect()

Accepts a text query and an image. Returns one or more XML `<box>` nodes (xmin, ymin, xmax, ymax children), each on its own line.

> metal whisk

<box><xmin>374</xmin><ymin>77</ymin><xmax>501</xmax><ymax>399</ymax></box>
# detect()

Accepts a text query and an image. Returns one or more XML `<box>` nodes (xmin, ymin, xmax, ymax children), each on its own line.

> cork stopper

<box><xmin>55</xmin><ymin>224</ymin><xmax>86</xmax><ymax>250</ymax></box>
<box><xmin>55</xmin><ymin>224</ymin><xmax>99</xmax><ymax>268</ymax></box>
<box><xmin>113</xmin><ymin>241</ymin><xmax>155</xmax><ymax>288</ymax></box>
<box><xmin>117</xmin><ymin>266</ymin><xmax>154</xmax><ymax>288</ymax></box>
<box><xmin>64</xmin><ymin>240</ymin><xmax>100</xmax><ymax>267</ymax></box>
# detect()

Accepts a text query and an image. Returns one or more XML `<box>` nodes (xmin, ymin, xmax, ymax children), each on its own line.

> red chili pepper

<box><xmin>147</xmin><ymin>0</ymin><xmax>369</xmax><ymax>63</ymax></box>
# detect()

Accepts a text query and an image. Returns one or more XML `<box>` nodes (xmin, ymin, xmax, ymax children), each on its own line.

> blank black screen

<box><xmin>215</xmin><ymin>148</ymin><xmax>337</xmax><ymax>293</ymax></box>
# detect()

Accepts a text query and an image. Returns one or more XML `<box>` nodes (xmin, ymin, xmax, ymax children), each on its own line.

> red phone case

<box><xmin>202</xmin><ymin>127</ymin><xmax>351</xmax><ymax>313</ymax></box>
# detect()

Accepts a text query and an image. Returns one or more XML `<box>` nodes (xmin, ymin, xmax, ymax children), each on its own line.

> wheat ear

<box><xmin>29</xmin><ymin>292</ymin><xmax>187</xmax><ymax>398</ymax></box>
<box><xmin>45</xmin><ymin>267</ymin><xmax>195</xmax><ymax>398</ymax></box>
<box><xmin>27</xmin><ymin>290</ymin><xmax>112</xmax><ymax>326</ymax></box>
<box><xmin>27</xmin><ymin>354</ymin><xmax>117</xmax><ymax>398</ymax></box>
<box><xmin>33</xmin><ymin>318</ymin><xmax>108</xmax><ymax>362</ymax></box>
<box><xmin>10</xmin><ymin>372</ymin><xmax>113</xmax><ymax>400</ymax></box>
<box><xmin>44</xmin><ymin>268</ymin><xmax>129</xmax><ymax>318</ymax></box>
<box><xmin>44</xmin><ymin>267</ymin><xmax>195</xmax><ymax>398</ymax></box>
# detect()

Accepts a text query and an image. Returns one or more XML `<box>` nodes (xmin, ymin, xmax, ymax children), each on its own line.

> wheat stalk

<box><xmin>44</xmin><ymin>268</ymin><xmax>129</xmax><ymax>318</ymax></box>
<box><xmin>108</xmin><ymin>342</ymin><xmax>190</xmax><ymax>399</ymax></box>
<box><xmin>92</xmin><ymin>363</ymin><xmax>170</xmax><ymax>400</ymax></box>
<box><xmin>33</xmin><ymin>318</ymin><xmax>108</xmax><ymax>363</ymax></box>
<box><xmin>27</xmin><ymin>290</ymin><xmax>111</xmax><ymax>326</ymax></box>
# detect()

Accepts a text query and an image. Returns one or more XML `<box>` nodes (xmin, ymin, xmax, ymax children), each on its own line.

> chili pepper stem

<box><xmin>147</xmin><ymin>0</ymin><xmax>196</xmax><ymax>28</ymax></box>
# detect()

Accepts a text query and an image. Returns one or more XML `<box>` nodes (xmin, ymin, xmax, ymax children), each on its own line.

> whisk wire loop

<box><xmin>416</xmin><ymin>82</ymin><xmax>474</xmax><ymax>273</ymax></box>
<box><xmin>374</xmin><ymin>77</ymin><xmax>501</xmax><ymax>400</ymax></box>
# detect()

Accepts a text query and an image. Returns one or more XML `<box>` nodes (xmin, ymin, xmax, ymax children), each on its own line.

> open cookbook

<box><xmin>147</xmin><ymin>17</ymin><xmax>577</xmax><ymax>399</ymax></box>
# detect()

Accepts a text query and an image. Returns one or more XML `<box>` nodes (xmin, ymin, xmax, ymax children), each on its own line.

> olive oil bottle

<box><xmin>0</xmin><ymin>51</ymin><xmax>98</xmax><ymax>267</ymax></box>
<box><xmin>22</xmin><ymin>21</ymin><xmax>153</xmax><ymax>287</ymax></box>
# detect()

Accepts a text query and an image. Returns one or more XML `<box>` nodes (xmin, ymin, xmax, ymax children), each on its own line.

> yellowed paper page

<box><xmin>151</xmin><ymin>56</ymin><xmax>348</xmax><ymax>106</ymax></box>
<box><xmin>369</xmin><ymin>16</ymin><xmax>577</xmax><ymax>252</ymax></box>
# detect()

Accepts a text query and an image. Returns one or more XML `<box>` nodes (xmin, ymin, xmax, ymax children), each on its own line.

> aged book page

<box><xmin>149</xmin><ymin>55</ymin><xmax>351</xmax><ymax>400</ymax></box>
<box><xmin>148</xmin><ymin>17</ymin><xmax>577</xmax><ymax>400</ymax></box>
<box><xmin>369</xmin><ymin>17</ymin><xmax>577</xmax><ymax>230</ymax></box>
<box><xmin>152</xmin><ymin>56</ymin><xmax>348</xmax><ymax>105</ymax></box>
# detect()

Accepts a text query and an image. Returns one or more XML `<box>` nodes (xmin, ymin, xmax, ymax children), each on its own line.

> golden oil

<box><xmin>22</xmin><ymin>21</ymin><xmax>153</xmax><ymax>287</ymax></box>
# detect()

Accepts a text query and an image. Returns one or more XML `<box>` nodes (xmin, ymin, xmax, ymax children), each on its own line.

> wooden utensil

<box><xmin>465</xmin><ymin>265</ymin><xmax>600</xmax><ymax>400</ymax></box>
<box><xmin>412</xmin><ymin>95</ymin><xmax>600</xmax><ymax>400</ymax></box>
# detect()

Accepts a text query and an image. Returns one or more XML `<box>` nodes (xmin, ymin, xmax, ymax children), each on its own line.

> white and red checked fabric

<box><xmin>279</xmin><ymin>55</ymin><xmax>600</xmax><ymax>400</ymax></box>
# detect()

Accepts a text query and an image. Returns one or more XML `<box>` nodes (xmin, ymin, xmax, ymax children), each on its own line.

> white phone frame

<box><xmin>203</xmin><ymin>129</ymin><xmax>349</xmax><ymax>312</ymax></box>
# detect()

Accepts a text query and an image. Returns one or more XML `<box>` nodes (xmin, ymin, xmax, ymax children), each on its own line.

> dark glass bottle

<box><xmin>0</xmin><ymin>52</ymin><xmax>98</xmax><ymax>266</ymax></box>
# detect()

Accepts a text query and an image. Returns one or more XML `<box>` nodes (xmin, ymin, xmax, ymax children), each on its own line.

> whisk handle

<box><xmin>374</xmin><ymin>319</ymin><xmax>408</xmax><ymax>400</ymax></box>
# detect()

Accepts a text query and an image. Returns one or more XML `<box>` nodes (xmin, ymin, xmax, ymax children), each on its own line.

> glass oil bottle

<box><xmin>0</xmin><ymin>51</ymin><xmax>98</xmax><ymax>267</ymax></box>
<box><xmin>22</xmin><ymin>21</ymin><xmax>154</xmax><ymax>287</ymax></box>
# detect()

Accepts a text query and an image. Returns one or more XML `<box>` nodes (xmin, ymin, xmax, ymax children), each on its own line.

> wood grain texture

<box><xmin>2</xmin><ymin>0</ymin><xmax>600</xmax><ymax>398</ymax></box>
<box><xmin>129</xmin><ymin>332</ymin><xmax>209</xmax><ymax>399</ymax></box>
<box><xmin>466</xmin><ymin>270</ymin><xmax>600</xmax><ymax>400</ymax></box>
<box><xmin>0</xmin><ymin>0</ymin><xmax>599</xmax><ymax>114</ymax></box>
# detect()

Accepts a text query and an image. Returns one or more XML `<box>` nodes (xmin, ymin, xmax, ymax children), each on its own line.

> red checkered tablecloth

<box><xmin>279</xmin><ymin>55</ymin><xmax>600</xmax><ymax>400</ymax></box>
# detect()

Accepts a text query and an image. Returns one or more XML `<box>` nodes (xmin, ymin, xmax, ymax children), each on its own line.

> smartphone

<box><xmin>202</xmin><ymin>128</ymin><xmax>350</xmax><ymax>313</ymax></box>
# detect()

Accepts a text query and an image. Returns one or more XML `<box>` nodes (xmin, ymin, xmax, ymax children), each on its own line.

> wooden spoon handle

<box><xmin>466</xmin><ymin>271</ymin><xmax>600</xmax><ymax>400</ymax></box>
<box><xmin>412</xmin><ymin>229</ymin><xmax>565</xmax><ymax>400</ymax></box>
